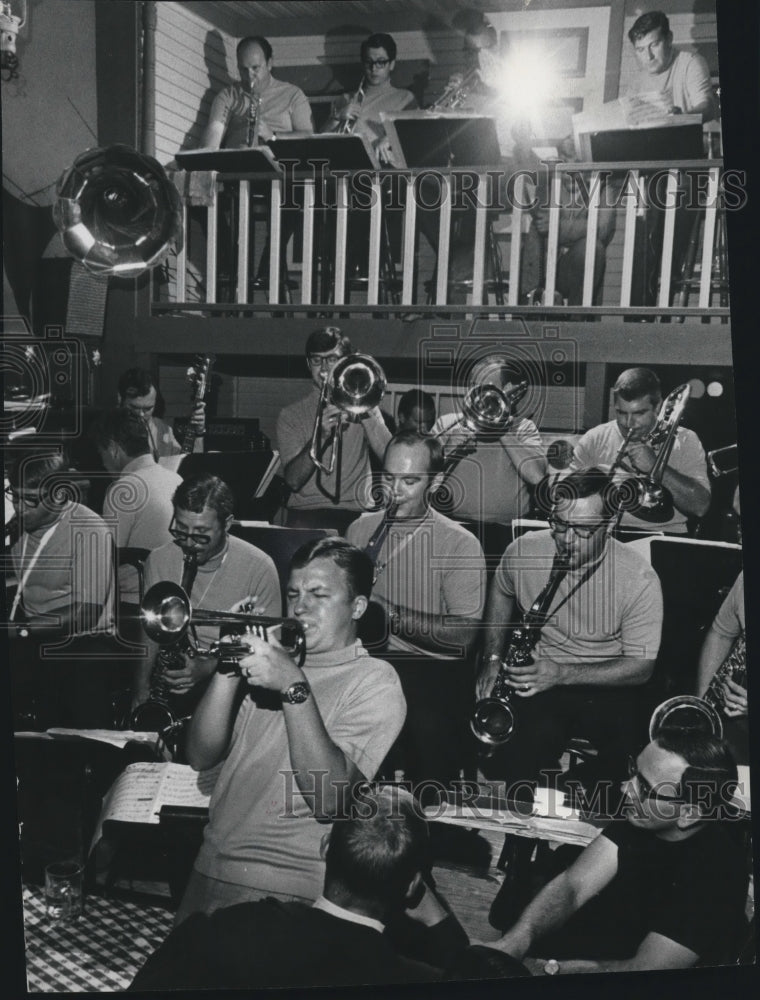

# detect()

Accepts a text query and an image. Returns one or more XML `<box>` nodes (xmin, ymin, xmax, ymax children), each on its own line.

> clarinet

<box><xmin>471</xmin><ymin>556</ymin><xmax>568</xmax><ymax>752</ymax></box>
<box><xmin>246</xmin><ymin>85</ymin><xmax>261</xmax><ymax>147</ymax></box>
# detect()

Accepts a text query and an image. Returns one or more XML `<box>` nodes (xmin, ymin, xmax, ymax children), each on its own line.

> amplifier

<box><xmin>173</xmin><ymin>416</ymin><xmax>267</xmax><ymax>452</ymax></box>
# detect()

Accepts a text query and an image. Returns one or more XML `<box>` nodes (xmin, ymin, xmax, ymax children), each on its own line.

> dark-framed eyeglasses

<box><xmin>4</xmin><ymin>486</ymin><xmax>42</xmax><ymax>508</ymax></box>
<box><xmin>363</xmin><ymin>57</ymin><xmax>390</xmax><ymax>69</ymax></box>
<box><xmin>547</xmin><ymin>515</ymin><xmax>605</xmax><ymax>540</ymax></box>
<box><xmin>168</xmin><ymin>518</ymin><xmax>212</xmax><ymax>547</ymax></box>
<box><xmin>626</xmin><ymin>755</ymin><xmax>684</xmax><ymax>803</ymax></box>
<box><xmin>307</xmin><ymin>353</ymin><xmax>341</xmax><ymax>369</ymax></box>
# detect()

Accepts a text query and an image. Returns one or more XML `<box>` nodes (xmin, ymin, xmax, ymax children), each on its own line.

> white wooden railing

<box><xmin>155</xmin><ymin>160</ymin><xmax>730</xmax><ymax>318</ymax></box>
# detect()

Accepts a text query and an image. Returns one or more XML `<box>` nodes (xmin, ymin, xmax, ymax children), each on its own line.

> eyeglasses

<box><xmin>5</xmin><ymin>486</ymin><xmax>42</xmax><ymax>508</ymax></box>
<box><xmin>547</xmin><ymin>516</ymin><xmax>605</xmax><ymax>539</ymax></box>
<box><xmin>169</xmin><ymin>519</ymin><xmax>212</xmax><ymax>546</ymax></box>
<box><xmin>626</xmin><ymin>755</ymin><xmax>683</xmax><ymax>803</ymax></box>
<box><xmin>363</xmin><ymin>57</ymin><xmax>390</xmax><ymax>69</ymax></box>
<box><xmin>308</xmin><ymin>354</ymin><xmax>341</xmax><ymax>369</ymax></box>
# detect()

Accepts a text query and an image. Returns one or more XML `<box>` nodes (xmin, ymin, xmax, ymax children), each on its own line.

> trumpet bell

<box><xmin>330</xmin><ymin>354</ymin><xmax>387</xmax><ymax>416</ymax></box>
<box><xmin>649</xmin><ymin>695</ymin><xmax>724</xmax><ymax>741</ymax></box>
<box><xmin>140</xmin><ymin>582</ymin><xmax>191</xmax><ymax>644</ymax></box>
<box><xmin>54</xmin><ymin>144</ymin><xmax>183</xmax><ymax>277</ymax></box>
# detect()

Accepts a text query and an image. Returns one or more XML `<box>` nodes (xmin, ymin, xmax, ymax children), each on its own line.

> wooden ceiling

<box><xmin>179</xmin><ymin>1</ymin><xmax>514</xmax><ymax>35</ymax></box>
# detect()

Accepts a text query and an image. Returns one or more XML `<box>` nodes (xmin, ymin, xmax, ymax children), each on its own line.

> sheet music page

<box><xmin>155</xmin><ymin>761</ymin><xmax>223</xmax><ymax>807</ymax></box>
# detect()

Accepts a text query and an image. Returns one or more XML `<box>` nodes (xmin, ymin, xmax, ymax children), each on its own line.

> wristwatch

<box><xmin>282</xmin><ymin>680</ymin><xmax>311</xmax><ymax>705</ymax></box>
<box><xmin>544</xmin><ymin>959</ymin><xmax>560</xmax><ymax>975</ymax></box>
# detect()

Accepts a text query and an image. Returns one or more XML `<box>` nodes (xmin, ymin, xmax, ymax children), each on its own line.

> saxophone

<box><xmin>703</xmin><ymin>633</ymin><xmax>747</xmax><ymax>712</ymax></box>
<box><xmin>471</xmin><ymin>556</ymin><xmax>567</xmax><ymax>753</ymax></box>
<box><xmin>130</xmin><ymin>551</ymin><xmax>198</xmax><ymax>745</ymax></box>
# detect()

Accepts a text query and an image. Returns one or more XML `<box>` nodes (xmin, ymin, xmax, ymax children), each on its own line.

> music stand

<box><xmin>380</xmin><ymin>111</ymin><xmax>501</xmax><ymax>169</ymax></box>
<box><xmin>268</xmin><ymin>133</ymin><xmax>378</xmax><ymax>173</ymax></box>
<box><xmin>269</xmin><ymin>134</ymin><xmax>379</xmax><ymax>303</ymax></box>
<box><xmin>578</xmin><ymin>120</ymin><xmax>705</xmax><ymax>163</ymax></box>
<box><xmin>175</xmin><ymin>146</ymin><xmax>282</xmax><ymax>177</ymax></box>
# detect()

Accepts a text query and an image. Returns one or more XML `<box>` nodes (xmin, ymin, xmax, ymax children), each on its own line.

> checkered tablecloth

<box><xmin>22</xmin><ymin>885</ymin><xmax>174</xmax><ymax>992</ymax></box>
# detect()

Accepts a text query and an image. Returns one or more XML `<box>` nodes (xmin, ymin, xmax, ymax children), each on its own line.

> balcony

<box><xmin>150</xmin><ymin>158</ymin><xmax>730</xmax><ymax>324</ymax></box>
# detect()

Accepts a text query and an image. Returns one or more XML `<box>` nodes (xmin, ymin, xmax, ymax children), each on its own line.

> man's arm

<box><xmin>185</xmin><ymin>670</ymin><xmax>242</xmax><ymax>770</ymax></box>
<box><xmin>501</xmin><ymin>421</ymin><xmax>547</xmax><ymax>486</ymax></box>
<box><xmin>475</xmin><ymin>584</ymin><xmax>516</xmax><ymax>699</ymax></box>
<box><xmin>626</xmin><ymin>439</ymin><xmax>711</xmax><ymax>518</ymax></box>
<box><xmin>554</xmin><ymin>933</ymin><xmax>698</xmax><ymax>974</ymax></box>
<box><xmin>696</xmin><ymin>627</ymin><xmax>734</xmax><ymax>697</ymax></box>
<box><xmin>380</xmin><ymin>602</ymin><xmax>483</xmax><ymax>658</ymax></box>
<box><xmin>495</xmin><ymin>833</ymin><xmax>619</xmax><ymax>960</ymax></box>
<box><xmin>504</xmin><ymin>654</ymin><xmax>655</xmax><ymax>696</ymax></box>
<box><xmin>362</xmin><ymin>407</ymin><xmax>392</xmax><ymax>461</ymax></box>
<box><xmin>237</xmin><ymin>636</ymin><xmax>365</xmax><ymax>818</ymax></box>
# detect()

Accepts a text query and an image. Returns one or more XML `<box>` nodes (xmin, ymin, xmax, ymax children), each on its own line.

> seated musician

<box><xmin>431</xmin><ymin>355</ymin><xmax>546</xmax><ymax>564</ymax></box>
<box><xmin>569</xmin><ymin>368</ymin><xmax>710</xmax><ymax>535</ymax></box>
<box><xmin>7</xmin><ymin>450</ymin><xmax>115</xmax><ymax>729</ymax></box>
<box><xmin>476</xmin><ymin>468</ymin><xmax>663</xmax><ymax>798</ymax></box>
<box><xmin>201</xmin><ymin>35</ymin><xmax>313</xmax><ymax>292</ymax></box>
<box><xmin>625</xmin><ymin>12</ymin><xmax>719</xmax><ymax>306</ymax></box>
<box><xmin>696</xmin><ymin>486</ymin><xmax>747</xmax><ymax>764</ymax></box>
<box><xmin>117</xmin><ymin>367</ymin><xmax>205</xmax><ymax>463</ymax></box>
<box><xmin>276</xmin><ymin>327</ymin><xmax>391</xmax><ymax>533</ymax></box>
<box><xmin>346</xmin><ymin>431</ymin><xmax>486</xmax><ymax>798</ymax></box>
<box><xmin>175</xmin><ymin>539</ymin><xmax>406</xmax><ymax>922</ymax></box>
<box><xmin>492</xmin><ymin>732</ymin><xmax>748</xmax><ymax>972</ymax></box>
<box><xmin>92</xmin><ymin>408</ymin><xmax>182</xmax><ymax>605</ymax></box>
<box><xmin>323</xmin><ymin>32</ymin><xmax>417</xmax><ymax>166</ymax></box>
<box><xmin>397</xmin><ymin>389</ymin><xmax>436</xmax><ymax>435</ymax></box>
<box><xmin>131</xmin><ymin>785</ymin><xmax>472</xmax><ymax>989</ymax></box>
<box><xmin>131</xmin><ymin>474</ymin><xmax>280</xmax><ymax>717</ymax></box>
<box><xmin>627</xmin><ymin>10</ymin><xmax>719</xmax><ymax>124</ymax></box>
<box><xmin>7</xmin><ymin>450</ymin><xmax>114</xmax><ymax>637</ymax></box>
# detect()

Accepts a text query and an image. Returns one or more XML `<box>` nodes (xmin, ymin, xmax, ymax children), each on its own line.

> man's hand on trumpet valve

<box><xmin>503</xmin><ymin>657</ymin><xmax>562</xmax><ymax>697</ymax></box>
<box><xmin>238</xmin><ymin>633</ymin><xmax>305</xmax><ymax>693</ymax></box>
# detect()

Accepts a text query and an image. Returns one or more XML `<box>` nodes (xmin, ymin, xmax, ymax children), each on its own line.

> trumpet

<box><xmin>310</xmin><ymin>354</ymin><xmax>387</xmax><ymax>475</ymax></box>
<box><xmin>139</xmin><ymin>581</ymin><xmax>307</xmax><ymax>670</ymax></box>
<box><xmin>608</xmin><ymin>383</ymin><xmax>691</xmax><ymax>523</ymax></box>
<box><xmin>333</xmin><ymin>77</ymin><xmax>366</xmax><ymax>134</ymax></box>
<box><xmin>428</xmin><ymin>66</ymin><xmax>481</xmax><ymax>111</ymax></box>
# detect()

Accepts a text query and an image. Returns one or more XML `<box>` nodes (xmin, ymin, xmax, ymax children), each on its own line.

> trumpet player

<box><xmin>175</xmin><ymin>538</ymin><xmax>406</xmax><ymax>923</ymax></box>
<box><xmin>570</xmin><ymin>368</ymin><xmax>711</xmax><ymax>534</ymax></box>
<box><xmin>323</xmin><ymin>33</ymin><xmax>417</xmax><ymax>166</ymax></box>
<box><xmin>276</xmin><ymin>327</ymin><xmax>391</xmax><ymax>533</ymax></box>
<box><xmin>132</xmin><ymin>474</ymin><xmax>280</xmax><ymax>714</ymax></box>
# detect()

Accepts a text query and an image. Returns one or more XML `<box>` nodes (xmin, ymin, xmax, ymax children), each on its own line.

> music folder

<box><xmin>175</xmin><ymin>146</ymin><xmax>282</xmax><ymax>175</ymax></box>
<box><xmin>380</xmin><ymin>111</ymin><xmax>501</xmax><ymax>169</ymax></box>
<box><xmin>268</xmin><ymin>133</ymin><xmax>378</xmax><ymax>172</ymax></box>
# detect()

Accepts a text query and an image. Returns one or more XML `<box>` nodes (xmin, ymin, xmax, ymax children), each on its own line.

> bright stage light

<box><xmin>492</xmin><ymin>43</ymin><xmax>560</xmax><ymax>114</ymax></box>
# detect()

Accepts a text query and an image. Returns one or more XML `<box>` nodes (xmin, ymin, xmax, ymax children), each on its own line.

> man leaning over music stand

<box><xmin>174</xmin><ymin>538</ymin><xmax>406</xmax><ymax>923</ymax></box>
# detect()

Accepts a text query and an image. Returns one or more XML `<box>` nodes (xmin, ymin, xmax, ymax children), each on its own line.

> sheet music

<box><xmin>90</xmin><ymin>761</ymin><xmax>223</xmax><ymax>851</ymax></box>
<box><xmin>45</xmin><ymin>728</ymin><xmax>160</xmax><ymax>749</ymax></box>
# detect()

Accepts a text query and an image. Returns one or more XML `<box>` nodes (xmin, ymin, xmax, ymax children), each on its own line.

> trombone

<box><xmin>607</xmin><ymin>383</ymin><xmax>691</xmax><ymax>523</ymax></box>
<box><xmin>309</xmin><ymin>354</ymin><xmax>387</xmax><ymax>475</ymax></box>
<box><xmin>707</xmin><ymin>443</ymin><xmax>738</xmax><ymax>478</ymax></box>
<box><xmin>140</xmin><ymin>581</ymin><xmax>307</xmax><ymax>670</ymax></box>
